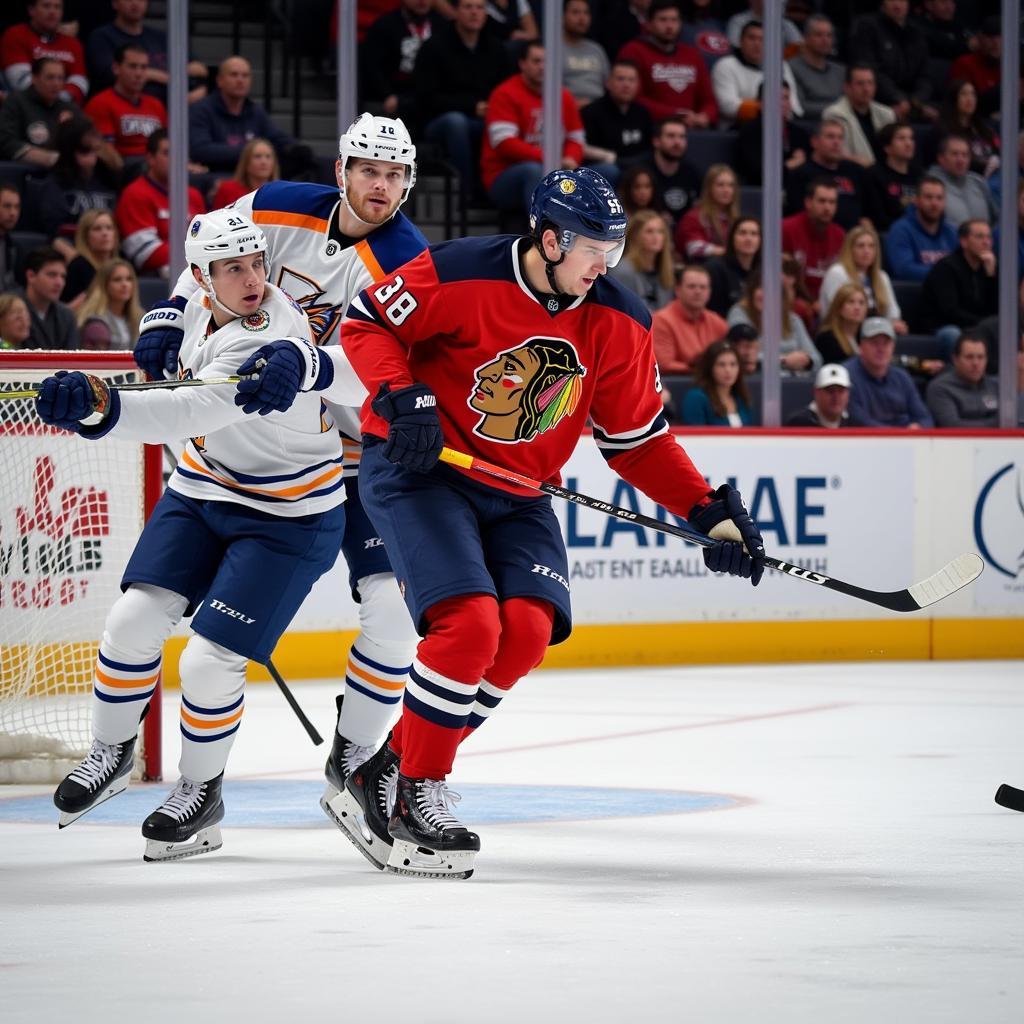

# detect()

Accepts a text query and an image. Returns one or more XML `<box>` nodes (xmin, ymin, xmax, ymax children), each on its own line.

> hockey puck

<box><xmin>994</xmin><ymin>784</ymin><xmax>1024</xmax><ymax>812</ymax></box>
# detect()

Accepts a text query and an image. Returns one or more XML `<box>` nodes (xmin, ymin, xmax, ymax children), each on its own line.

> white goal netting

<box><xmin>0</xmin><ymin>354</ymin><xmax>158</xmax><ymax>783</ymax></box>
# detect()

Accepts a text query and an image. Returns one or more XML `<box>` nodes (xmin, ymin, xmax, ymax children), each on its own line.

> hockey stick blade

<box><xmin>0</xmin><ymin>376</ymin><xmax>245</xmax><ymax>401</ymax></box>
<box><xmin>994</xmin><ymin>783</ymin><xmax>1024</xmax><ymax>812</ymax></box>
<box><xmin>439</xmin><ymin>448</ymin><xmax>983</xmax><ymax>613</ymax></box>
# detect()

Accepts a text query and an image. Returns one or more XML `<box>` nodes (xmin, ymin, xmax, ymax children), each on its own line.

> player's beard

<box><xmin>347</xmin><ymin>189</ymin><xmax>400</xmax><ymax>225</ymax></box>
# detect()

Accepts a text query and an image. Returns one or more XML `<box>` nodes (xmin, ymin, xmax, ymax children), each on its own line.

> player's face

<box><xmin>341</xmin><ymin>158</ymin><xmax>406</xmax><ymax>223</ymax></box>
<box><xmin>471</xmin><ymin>346</ymin><xmax>541</xmax><ymax>415</ymax></box>
<box><xmin>552</xmin><ymin>235</ymin><xmax>622</xmax><ymax>296</ymax></box>
<box><xmin>210</xmin><ymin>251</ymin><xmax>267</xmax><ymax>314</ymax></box>
<box><xmin>87</xmin><ymin>215</ymin><xmax>117</xmax><ymax>257</ymax></box>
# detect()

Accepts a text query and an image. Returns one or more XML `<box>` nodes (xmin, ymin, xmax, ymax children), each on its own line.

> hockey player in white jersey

<box><xmin>39</xmin><ymin>210</ymin><xmax>363</xmax><ymax>861</ymax></box>
<box><xmin>133</xmin><ymin>115</ymin><xmax>428</xmax><ymax>866</ymax></box>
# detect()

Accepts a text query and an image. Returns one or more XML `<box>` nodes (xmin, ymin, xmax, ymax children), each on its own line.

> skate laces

<box><xmin>68</xmin><ymin>740</ymin><xmax>122</xmax><ymax>791</ymax></box>
<box><xmin>416</xmin><ymin>780</ymin><xmax>463</xmax><ymax>830</ymax></box>
<box><xmin>342</xmin><ymin>741</ymin><xmax>376</xmax><ymax>777</ymax></box>
<box><xmin>157</xmin><ymin>778</ymin><xmax>207</xmax><ymax>821</ymax></box>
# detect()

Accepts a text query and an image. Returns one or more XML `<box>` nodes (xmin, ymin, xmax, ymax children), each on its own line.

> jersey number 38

<box><xmin>374</xmin><ymin>276</ymin><xmax>418</xmax><ymax>326</ymax></box>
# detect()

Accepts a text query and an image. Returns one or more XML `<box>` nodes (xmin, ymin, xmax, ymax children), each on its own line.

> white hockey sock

<box><xmin>338</xmin><ymin>572</ymin><xmax>417</xmax><ymax>747</ymax></box>
<box><xmin>465</xmin><ymin>680</ymin><xmax>507</xmax><ymax>733</ymax></box>
<box><xmin>177</xmin><ymin>634</ymin><xmax>247</xmax><ymax>783</ymax></box>
<box><xmin>91</xmin><ymin>584</ymin><xmax>188</xmax><ymax>745</ymax></box>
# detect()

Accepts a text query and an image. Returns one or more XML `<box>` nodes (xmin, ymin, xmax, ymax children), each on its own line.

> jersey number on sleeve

<box><xmin>373</xmin><ymin>276</ymin><xmax>418</xmax><ymax>326</ymax></box>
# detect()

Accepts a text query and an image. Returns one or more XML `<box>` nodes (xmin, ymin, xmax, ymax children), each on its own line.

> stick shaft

<box><xmin>265</xmin><ymin>659</ymin><xmax>323</xmax><ymax>746</ymax></box>
<box><xmin>0</xmin><ymin>376</ymin><xmax>243</xmax><ymax>401</ymax></box>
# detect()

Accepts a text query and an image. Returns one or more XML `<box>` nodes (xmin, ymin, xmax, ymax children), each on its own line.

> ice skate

<box><xmin>53</xmin><ymin>736</ymin><xmax>137</xmax><ymax>828</ymax></box>
<box><xmin>142</xmin><ymin>773</ymin><xmax>225</xmax><ymax>862</ymax></box>
<box><xmin>386</xmin><ymin>775</ymin><xmax>480</xmax><ymax>880</ymax></box>
<box><xmin>324</xmin><ymin>730</ymin><xmax>400</xmax><ymax>870</ymax></box>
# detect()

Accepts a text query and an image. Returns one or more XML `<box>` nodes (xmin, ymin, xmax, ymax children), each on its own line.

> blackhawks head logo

<box><xmin>469</xmin><ymin>337</ymin><xmax>586</xmax><ymax>443</ymax></box>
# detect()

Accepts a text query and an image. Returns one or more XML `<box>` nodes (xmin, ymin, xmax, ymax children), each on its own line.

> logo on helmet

<box><xmin>190</xmin><ymin>220</ymin><xmax>201</xmax><ymax>236</ymax></box>
<box><xmin>559</xmin><ymin>179</ymin><xmax>577</xmax><ymax>195</ymax></box>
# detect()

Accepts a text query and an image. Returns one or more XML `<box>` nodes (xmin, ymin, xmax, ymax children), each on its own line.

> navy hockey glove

<box><xmin>371</xmin><ymin>382</ymin><xmax>443</xmax><ymax>474</ymax></box>
<box><xmin>135</xmin><ymin>297</ymin><xmax>186</xmax><ymax>378</ymax></box>
<box><xmin>234</xmin><ymin>338</ymin><xmax>333</xmax><ymax>416</ymax></box>
<box><xmin>36</xmin><ymin>371</ymin><xmax>114</xmax><ymax>433</ymax></box>
<box><xmin>688</xmin><ymin>484</ymin><xmax>766</xmax><ymax>587</ymax></box>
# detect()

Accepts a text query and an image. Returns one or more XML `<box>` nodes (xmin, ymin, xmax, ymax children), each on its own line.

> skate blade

<box><xmin>56</xmin><ymin>774</ymin><xmax>130</xmax><ymax>829</ymax></box>
<box><xmin>320</xmin><ymin>785</ymin><xmax>389</xmax><ymax>870</ymax></box>
<box><xmin>143</xmin><ymin>824</ymin><xmax>223</xmax><ymax>863</ymax></box>
<box><xmin>385</xmin><ymin>838</ymin><xmax>476</xmax><ymax>880</ymax></box>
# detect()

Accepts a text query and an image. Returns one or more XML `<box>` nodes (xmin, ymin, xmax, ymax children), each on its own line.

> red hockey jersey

<box><xmin>84</xmin><ymin>88</ymin><xmax>167</xmax><ymax>157</ymax></box>
<box><xmin>341</xmin><ymin>235</ymin><xmax>713</xmax><ymax>517</ymax></box>
<box><xmin>480</xmin><ymin>75</ymin><xmax>585</xmax><ymax>191</ymax></box>
<box><xmin>115</xmin><ymin>174</ymin><xmax>206</xmax><ymax>273</ymax></box>
<box><xmin>0</xmin><ymin>23</ymin><xmax>88</xmax><ymax>104</ymax></box>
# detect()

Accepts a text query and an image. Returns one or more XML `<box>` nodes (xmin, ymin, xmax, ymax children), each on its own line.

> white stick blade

<box><xmin>907</xmin><ymin>553</ymin><xmax>984</xmax><ymax>609</ymax></box>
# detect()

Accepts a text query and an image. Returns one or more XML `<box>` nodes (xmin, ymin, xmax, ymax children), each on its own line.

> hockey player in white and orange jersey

<box><xmin>132</xmin><ymin>117</ymin><xmax>429</xmax><ymax>856</ymax></box>
<box><xmin>37</xmin><ymin>210</ymin><xmax>364</xmax><ymax>861</ymax></box>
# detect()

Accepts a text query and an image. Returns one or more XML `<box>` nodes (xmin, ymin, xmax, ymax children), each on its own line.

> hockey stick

<box><xmin>0</xmin><ymin>376</ymin><xmax>245</xmax><ymax>401</ymax></box>
<box><xmin>439</xmin><ymin>447</ymin><xmax>983</xmax><ymax>613</ymax></box>
<box><xmin>160</xmin><ymin>444</ymin><xmax>323</xmax><ymax>746</ymax></box>
<box><xmin>995</xmin><ymin>783</ymin><xmax>1024</xmax><ymax>812</ymax></box>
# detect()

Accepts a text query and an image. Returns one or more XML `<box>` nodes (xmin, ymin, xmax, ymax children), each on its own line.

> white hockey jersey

<box><xmin>93</xmin><ymin>284</ymin><xmax>361</xmax><ymax>518</ymax></box>
<box><xmin>172</xmin><ymin>180</ymin><xmax>429</xmax><ymax>475</ymax></box>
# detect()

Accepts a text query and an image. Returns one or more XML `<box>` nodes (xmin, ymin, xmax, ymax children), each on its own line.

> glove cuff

<box><xmin>372</xmin><ymin>382</ymin><xmax>435</xmax><ymax>421</ymax></box>
<box><xmin>138</xmin><ymin>295</ymin><xmax>186</xmax><ymax>335</ymax></box>
<box><xmin>285</xmin><ymin>338</ymin><xmax>334</xmax><ymax>393</ymax></box>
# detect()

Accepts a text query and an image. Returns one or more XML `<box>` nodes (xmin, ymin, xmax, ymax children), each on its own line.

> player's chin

<box><xmin>576</xmin><ymin>276</ymin><xmax>597</xmax><ymax>293</ymax></box>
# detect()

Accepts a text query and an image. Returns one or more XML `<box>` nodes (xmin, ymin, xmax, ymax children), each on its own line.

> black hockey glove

<box><xmin>688</xmin><ymin>484</ymin><xmax>765</xmax><ymax>586</ymax></box>
<box><xmin>135</xmin><ymin>297</ymin><xmax>186</xmax><ymax>378</ymax></box>
<box><xmin>371</xmin><ymin>382</ymin><xmax>443</xmax><ymax>473</ymax></box>
<box><xmin>36</xmin><ymin>371</ymin><xmax>115</xmax><ymax>434</ymax></box>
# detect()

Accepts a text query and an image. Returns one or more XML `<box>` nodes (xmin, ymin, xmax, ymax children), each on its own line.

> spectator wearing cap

<box><xmin>581</xmin><ymin>61</ymin><xmax>653</xmax><ymax>169</ymax></box>
<box><xmin>845</xmin><ymin>316</ymin><xmax>935</xmax><ymax>427</ymax></box>
<box><xmin>928</xmin><ymin>133</ymin><xmax>996</xmax><ymax>228</ymax></box>
<box><xmin>786</xmin><ymin>363</ymin><xmax>861</xmax><ymax>427</ymax></box>
<box><xmin>822</xmin><ymin>65</ymin><xmax>895</xmax><ymax>168</ymax></box>
<box><xmin>925</xmin><ymin>331</ymin><xmax>999</xmax><ymax>427</ymax></box>
<box><xmin>18</xmin><ymin>246</ymin><xmax>78</xmax><ymax>349</ymax></box>
<box><xmin>782</xmin><ymin>177</ymin><xmax>845</xmax><ymax>308</ymax></box>
<box><xmin>848</xmin><ymin>0</ymin><xmax>936</xmax><ymax>123</ymax></box>
<box><xmin>652</xmin><ymin>264</ymin><xmax>729</xmax><ymax>373</ymax></box>
<box><xmin>712</xmin><ymin>20</ymin><xmax>803</xmax><ymax>129</ymax></box>
<box><xmin>949</xmin><ymin>17</ymin><xmax>1001</xmax><ymax>111</ymax></box>
<box><xmin>884</xmin><ymin>174</ymin><xmax>958</xmax><ymax>281</ymax></box>
<box><xmin>919</xmin><ymin>218</ymin><xmax>998</xmax><ymax>353</ymax></box>
<box><xmin>868</xmin><ymin>122</ymin><xmax>922</xmax><ymax>230</ymax></box>
<box><xmin>0</xmin><ymin>0</ymin><xmax>89</xmax><ymax>105</ymax></box>
<box><xmin>787</xmin><ymin>14</ymin><xmax>845</xmax><ymax>121</ymax></box>
<box><xmin>0</xmin><ymin>57</ymin><xmax>92</xmax><ymax>168</ymax></box>
<box><xmin>617</xmin><ymin>0</ymin><xmax>718</xmax><ymax>128</ymax></box>
<box><xmin>562</xmin><ymin>0</ymin><xmax>609</xmax><ymax>108</ymax></box>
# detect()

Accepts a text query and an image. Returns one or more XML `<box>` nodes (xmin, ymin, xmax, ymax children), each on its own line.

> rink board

<box><xmin>155</xmin><ymin>432</ymin><xmax>1024</xmax><ymax>683</ymax></box>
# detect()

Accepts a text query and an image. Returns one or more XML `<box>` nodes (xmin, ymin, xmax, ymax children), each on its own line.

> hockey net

<box><xmin>0</xmin><ymin>351</ymin><xmax>162</xmax><ymax>783</ymax></box>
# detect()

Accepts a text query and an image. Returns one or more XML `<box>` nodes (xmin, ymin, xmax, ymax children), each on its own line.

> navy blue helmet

<box><xmin>529</xmin><ymin>168</ymin><xmax>627</xmax><ymax>267</ymax></box>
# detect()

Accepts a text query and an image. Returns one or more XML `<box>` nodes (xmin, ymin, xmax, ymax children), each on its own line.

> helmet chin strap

<box><xmin>539</xmin><ymin>230</ymin><xmax>571</xmax><ymax>299</ymax></box>
<box><xmin>201</xmin><ymin>270</ymin><xmax>251</xmax><ymax>320</ymax></box>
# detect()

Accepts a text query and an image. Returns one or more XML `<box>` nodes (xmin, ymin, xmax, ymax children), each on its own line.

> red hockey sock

<box><xmin>397</xmin><ymin>594</ymin><xmax>500</xmax><ymax>779</ymax></box>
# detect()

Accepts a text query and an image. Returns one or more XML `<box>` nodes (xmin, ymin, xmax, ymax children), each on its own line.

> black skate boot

<box><xmin>54</xmin><ymin>735</ymin><xmax>137</xmax><ymax>828</ymax></box>
<box><xmin>387</xmin><ymin>774</ymin><xmax>480</xmax><ymax>880</ymax></box>
<box><xmin>142</xmin><ymin>772</ymin><xmax>225</xmax><ymax>862</ymax></box>
<box><xmin>325</xmin><ymin>735</ymin><xmax>400</xmax><ymax>870</ymax></box>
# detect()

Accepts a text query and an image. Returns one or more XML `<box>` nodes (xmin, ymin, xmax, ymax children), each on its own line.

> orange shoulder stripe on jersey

<box><xmin>180</xmin><ymin>706</ymin><xmax>245</xmax><ymax>730</ymax></box>
<box><xmin>347</xmin><ymin>660</ymin><xmax>406</xmax><ymax>692</ymax></box>
<box><xmin>252</xmin><ymin>210</ymin><xmax>328</xmax><ymax>233</ymax></box>
<box><xmin>95</xmin><ymin>667</ymin><xmax>160</xmax><ymax>690</ymax></box>
<box><xmin>354</xmin><ymin>239</ymin><xmax>386</xmax><ymax>282</ymax></box>
<box><xmin>180</xmin><ymin>448</ymin><xmax>343</xmax><ymax>499</ymax></box>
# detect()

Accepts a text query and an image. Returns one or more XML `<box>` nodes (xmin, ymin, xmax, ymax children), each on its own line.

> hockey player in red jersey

<box><xmin>236</xmin><ymin>168</ymin><xmax>765</xmax><ymax>879</ymax></box>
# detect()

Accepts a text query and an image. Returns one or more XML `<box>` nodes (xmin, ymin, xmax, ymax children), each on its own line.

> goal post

<box><xmin>0</xmin><ymin>351</ymin><xmax>163</xmax><ymax>783</ymax></box>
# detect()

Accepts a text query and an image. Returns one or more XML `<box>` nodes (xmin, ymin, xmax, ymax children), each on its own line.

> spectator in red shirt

<box><xmin>949</xmin><ymin>17</ymin><xmax>1001</xmax><ymax>115</ymax></box>
<box><xmin>674</xmin><ymin>162</ymin><xmax>739</xmax><ymax>262</ymax></box>
<box><xmin>617</xmin><ymin>0</ymin><xmax>718</xmax><ymax>128</ymax></box>
<box><xmin>116</xmin><ymin>129</ymin><xmax>206</xmax><ymax>277</ymax></box>
<box><xmin>782</xmin><ymin>177</ymin><xmax>845</xmax><ymax>310</ymax></box>
<box><xmin>84</xmin><ymin>43</ymin><xmax>167</xmax><ymax>168</ymax></box>
<box><xmin>481</xmin><ymin>40</ymin><xmax>588</xmax><ymax>212</ymax></box>
<box><xmin>212</xmin><ymin>137</ymin><xmax>280</xmax><ymax>208</ymax></box>
<box><xmin>0</xmin><ymin>0</ymin><xmax>89</xmax><ymax>105</ymax></box>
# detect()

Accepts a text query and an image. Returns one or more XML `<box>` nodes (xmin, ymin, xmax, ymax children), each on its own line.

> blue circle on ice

<box><xmin>0</xmin><ymin>780</ymin><xmax>743</xmax><ymax>827</ymax></box>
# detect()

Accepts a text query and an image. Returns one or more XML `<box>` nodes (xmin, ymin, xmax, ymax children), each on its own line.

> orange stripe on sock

<box><xmin>180</xmin><ymin>706</ymin><xmax>244</xmax><ymax>730</ymax></box>
<box><xmin>347</xmin><ymin>660</ymin><xmax>406</xmax><ymax>692</ymax></box>
<box><xmin>95</xmin><ymin>667</ymin><xmax>160</xmax><ymax>690</ymax></box>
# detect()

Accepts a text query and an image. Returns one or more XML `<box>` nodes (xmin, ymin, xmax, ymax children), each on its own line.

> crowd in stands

<box><xmin>0</xmin><ymin>0</ymin><xmax>1020</xmax><ymax>430</ymax></box>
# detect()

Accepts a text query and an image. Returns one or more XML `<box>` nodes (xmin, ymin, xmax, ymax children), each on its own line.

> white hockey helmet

<box><xmin>185</xmin><ymin>209</ymin><xmax>269</xmax><ymax>316</ymax></box>
<box><xmin>338</xmin><ymin>112</ymin><xmax>417</xmax><ymax>213</ymax></box>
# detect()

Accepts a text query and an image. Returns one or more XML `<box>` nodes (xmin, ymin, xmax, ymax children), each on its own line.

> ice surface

<box><xmin>1</xmin><ymin>661</ymin><xmax>1021</xmax><ymax>1023</ymax></box>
